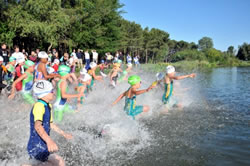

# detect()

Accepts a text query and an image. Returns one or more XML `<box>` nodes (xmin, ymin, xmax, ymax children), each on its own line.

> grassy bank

<box><xmin>141</xmin><ymin>60</ymin><xmax>250</xmax><ymax>73</ymax></box>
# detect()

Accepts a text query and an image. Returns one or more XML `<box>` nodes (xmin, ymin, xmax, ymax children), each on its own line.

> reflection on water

<box><xmin>0</xmin><ymin>67</ymin><xmax>249</xmax><ymax>166</ymax></box>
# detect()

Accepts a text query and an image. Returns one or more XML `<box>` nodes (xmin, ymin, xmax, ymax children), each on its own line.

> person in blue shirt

<box><xmin>27</xmin><ymin>80</ymin><xmax>72</xmax><ymax>166</ymax></box>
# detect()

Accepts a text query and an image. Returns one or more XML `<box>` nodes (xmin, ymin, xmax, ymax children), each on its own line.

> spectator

<box><xmin>92</xmin><ymin>50</ymin><xmax>98</xmax><ymax>63</ymax></box>
<box><xmin>0</xmin><ymin>43</ymin><xmax>9</xmax><ymax>66</ymax></box>
<box><xmin>106</xmin><ymin>52</ymin><xmax>113</xmax><ymax>66</ymax></box>
<box><xmin>127</xmin><ymin>54</ymin><xmax>132</xmax><ymax>64</ymax></box>
<box><xmin>76</xmin><ymin>49</ymin><xmax>83</xmax><ymax>68</ymax></box>
<box><xmin>12</xmin><ymin>45</ymin><xmax>25</xmax><ymax>66</ymax></box>
<box><xmin>84</xmin><ymin>50</ymin><xmax>90</xmax><ymax>69</ymax></box>
<box><xmin>134</xmin><ymin>55</ymin><xmax>140</xmax><ymax>68</ymax></box>
<box><xmin>28</xmin><ymin>51</ymin><xmax>38</xmax><ymax>63</ymax></box>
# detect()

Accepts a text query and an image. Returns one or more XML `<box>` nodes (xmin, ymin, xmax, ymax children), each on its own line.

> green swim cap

<box><xmin>128</xmin><ymin>75</ymin><xmax>141</xmax><ymax>86</ymax></box>
<box><xmin>118</xmin><ymin>60</ymin><xmax>122</xmax><ymax>64</ymax></box>
<box><xmin>24</xmin><ymin>60</ymin><xmax>35</xmax><ymax>69</ymax></box>
<box><xmin>58</xmin><ymin>65</ymin><xmax>70</xmax><ymax>76</ymax></box>
<box><xmin>9</xmin><ymin>57</ymin><xmax>16</xmax><ymax>62</ymax></box>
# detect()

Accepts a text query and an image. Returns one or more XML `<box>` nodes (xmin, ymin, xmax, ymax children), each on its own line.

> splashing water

<box><xmin>0</xmin><ymin>67</ymin><xmax>249</xmax><ymax>166</ymax></box>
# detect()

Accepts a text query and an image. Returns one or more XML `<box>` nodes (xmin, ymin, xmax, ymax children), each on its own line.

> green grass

<box><xmin>141</xmin><ymin>60</ymin><xmax>250</xmax><ymax>73</ymax></box>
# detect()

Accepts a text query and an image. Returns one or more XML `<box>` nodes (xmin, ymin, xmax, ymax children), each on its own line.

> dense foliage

<box><xmin>0</xmin><ymin>0</ymin><xmax>249</xmax><ymax>65</ymax></box>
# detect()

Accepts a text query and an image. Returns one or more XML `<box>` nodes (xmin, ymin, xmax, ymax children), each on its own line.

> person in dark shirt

<box><xmin>76</xmin><ymin>49</ymin><xmax>83</xmax><ymax>68</ymax></box>
<box><xmin>0</xmin><ymin>43</ymin><xmax>9</xmax><ymax>66</ymax></box>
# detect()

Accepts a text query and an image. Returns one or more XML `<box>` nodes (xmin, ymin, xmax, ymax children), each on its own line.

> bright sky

<box><xmin>120</xmin><ymin>0</ymin><xmax>250</xmax><ymax>51</ymax></box>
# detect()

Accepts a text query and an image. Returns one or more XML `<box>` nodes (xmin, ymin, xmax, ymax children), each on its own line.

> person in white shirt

<box><xmin>92</xmin><ymin>50</ymin><xmax>98</xmax><ymax>63</ymax></box>
<box><xmin>84</xmin><ymin>50</ymin><xmax>90</xmax><ymax>69</ymax></box>
<box><xmin>12</xmin><ymin>45</ymin><xmax>25</xmax><ymax>65</ymax></box>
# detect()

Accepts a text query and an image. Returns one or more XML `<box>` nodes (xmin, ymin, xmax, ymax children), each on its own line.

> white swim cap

<box><xmin>33</xmin><ymin>80</ymin><xmax>53</xmax><ymax>98</ymax></box>
<box><xmin>53</xmin><ymin>59</ymin><xmax>60</xmax><ymax>64</ymax></box>
<box><xmin>38</xmin><ymin>51</ymin><xmax>48</xmax><ymax>58</ymax></box>
<box><xmin>80</xmin><ymin>68</ymin><xmax>87</xmax><ymax>75</ymax></box>
<box><xmin>166</xmin><ymin>65</ymin><xmax>175</xmax><ymax>74</ymax></box>
<box><xmin>47</xmin><ymin>67</ymin><xmax>55</xmax><ymax>74</ymax></box>
<box><xmin>0</xmin><ymin>56</ymin><xmax>3</xmax><ymax>61</ymax></box>
<box><xmin>80</xmin><ymin>73</ymin><xmax>92</xmax><ymax>82</ymax></box>
<box><xmin>89</xmin><ymin>62</ymin><xmax>97</xmax><ymax>69</ymax></box>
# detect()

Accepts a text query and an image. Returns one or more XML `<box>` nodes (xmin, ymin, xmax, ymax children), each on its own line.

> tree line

<box><xmin>0</xmin><ymin>0</ymin><xmax>249</xmax><ymax>63</ymax></box>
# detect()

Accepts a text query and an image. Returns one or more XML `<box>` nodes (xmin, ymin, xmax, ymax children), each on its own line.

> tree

<box><xmin>236</xmin><ymin>43</ymin><xmax>250</xmax><ymax>61</ymax></box>
<box><xmin>6</xmin><ymin>0</ymin><xmax>71</xmax><ymax>50</ymax></box>
<box><xmin>227</xmin><ymin>46</ymin><xmax>235</xmax><ymax>56</ymax></box>
<box><xmin>198</xmin><ymin>37</ymin><xmax>213</xmax><ymax>51</ymax></box>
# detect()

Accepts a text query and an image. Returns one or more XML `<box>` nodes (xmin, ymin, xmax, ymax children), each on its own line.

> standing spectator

<box><xmin>0</xmin><ymin>56</ymin><xmax>7</xmax><ymax>94</ymax></box>
<box><xmin>22</xmin><ymin>49</ymin><xmax>28</xmax><ymax>58</ymax></box>
<box><xmin>0</xmin><ymin>43</ymin><xmax>9</xmax><ymax>66</ymax></box>
<box><xmin>36</xmin><ymin>48</ymin><xmax>40</xmax><ymax>55</ymax></box>
<box><xmin>60</xmin><ymin>53</ymin><xmax>70</xmax><ymax>66</ymax></box>
<box><xmin>114</xmin><ymin>51</ymin><xmax>119</xmax><ymax>63</ymax></box>
<box><xmin>84</xmin><ymin>50</ymin><xmax>90</xmax><ymax>69</ymax></box>
<box><xmin>69</xmin><ymin>51</ymin><xmax>77</xmax><ymax>73</ymax></box>
<box><xmin>70</xmin><ymin>49</ymin><xmax>78</xmax><ymax>62</ymax></box>
<box><xmin>106</xmin><ymin>52</ymin><xmax>113</xmax><ymax>66</ymax></box>
<box><xmin>12</xmin><ymin>45</ymin><xmax>25</xmax><ymax>66</ymax></box>
<box><xmin>127</xmin><ymin>54</ymin><xmax>132</xmax><ymax>64</ymax></box>
<box><xmin>134</xmin><ymin>55</ymin><xmax>140</xmax><ymax>68</ymax></box>
<box><xmin>119</xmin><ymin>51</ymin><xmax>124</xmax><ymax>61</ymax></box>
<box><xmin>76</xmin><ymin>49</ymin><xmax>83</xmax><ymax>68</ymax></box>
<box><xmin>92</xmin><ymin>50</ymin><xmax>98</xmax><ymax>63</ymax></box>
<box><xmin>51</xmin><ymin>51</ymin><xmax>59</xmax><ymax>63</ymax></box>
<box><xmin>28</xmin><ymin>51</ymin><xmax>38</xmax><ymax>63</ymax></box>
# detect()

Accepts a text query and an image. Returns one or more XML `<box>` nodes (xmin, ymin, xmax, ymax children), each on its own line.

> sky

<box><xmin>120</xmin><ymin>0</ymin><xmax>250</xmax><ymax>51</ymax></box>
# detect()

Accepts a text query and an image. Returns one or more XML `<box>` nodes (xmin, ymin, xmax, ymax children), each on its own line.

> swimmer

<box><xmin>3</xmin><ymin>57</ymin><xmax>16</xmax><ymax>93</ymax></box>
<box><xmin>112</xmin><ymin>75</ymin><xmax>155</xmax><ymax>119</ymax></box>
<box><xmin>88</xmin><ymin>62</ymin><xmax>103</xmax><ymax>89</ymax></box>
<box><xmin>34</xmin><ymin>51</ymin><xmax>59</xmax><ymax>81</ymax></box>
<box><xmin>8</xmin><ymin>60</ymin><xmax>36</xmax><ymax>105</ymax></box>
<box><xmin>53</xmin><ymin>65</ymin><xmax>84</xmax><ymax>122</ymax></box>
<box><xmin>76</xmin><ymin>69</ymin><xmax>92</xmax><ymax>107</ymax></box>
<box><xmin>26</xmin><ymin>80</ymin><xmax>72</xmax><ymax>166</ymax></box>
<box><xmin>161</xmin><ymin>65</ymin><xmax>196</xmax><ymax>112</ymax></box>
<box><xmin>109</xmin><ymin>61</ymin><xmax>122</xmax><ymax>87</ymax></box>
<box><xmin>98</xmin><ymin>60</ymin><xmax>108</xmax><ymax>77</ymax></box>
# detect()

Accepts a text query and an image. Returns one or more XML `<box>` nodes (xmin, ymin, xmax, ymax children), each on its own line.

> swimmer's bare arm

<box><xmin>40</xmin><ymin>63</ymin><xmax>59</xmax><ymax>79</ymax></box>
<box><xmin>61</xmin><ymin>80</ymin><xmax>83</xmax><ymax>99</ymax></box>
<box><xmin>8</xmin><ymin>73</ymin><xmax>27</xmax><ymax>99</ymax></box>
<box><xmin>170</xmin><ymin>73</ymin><xmax>196</xmax><ymax>80</ymax></box>
<box><xmin>51</xmin><ymin>123</ymin><xmax>73</xmax><ymax>139</ymax></box>
<box><xmin>112</xmin><ymin>91</ymin><xmax>126</xmax><ymax>106</ymax></box>
<box><xmin>133</xmin><ymin>85</ymin><xmax>155</xmax><ymax>95</ymax></box>
<box><xmin>34</xmin><ymin>121</ymin><xmax>58</xmax><ymax>152</ymax></box>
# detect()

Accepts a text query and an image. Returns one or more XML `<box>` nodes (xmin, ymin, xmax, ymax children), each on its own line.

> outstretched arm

<box><xmin>170</xmin><ymin>73</ymin><xmax>196</xmax><ymax>80</ymax></box>
<box><xmin>112</xmin><ymin>92</ymin><xmax>126</xmax><ymax>106</ymax></box>
<box><xmin>51</xmin><ymin>123</ymin><xmax>73</xmax><ymax>139</ymax></box>
<box><xmin>134</xmin><ymin>84</ymin><xmax>155</xmax><ymax>95</ymax></box>
<box><xmin>40</xmin><ymin>64</ymin><xmax>59</xmax><ymax>79</ymax></box>
<box><xmin>61</xmin><ymin>80</ymin><xmax>82</xmax><ymax>99</ymax></box>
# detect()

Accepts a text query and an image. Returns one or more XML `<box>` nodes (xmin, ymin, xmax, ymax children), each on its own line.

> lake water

<box><xmin>0</xmin><ymin>67</ymin><xmax>249</xmax><ymax>166</ymax></box>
